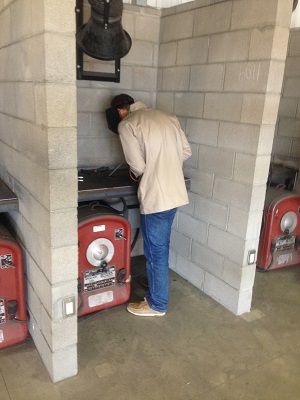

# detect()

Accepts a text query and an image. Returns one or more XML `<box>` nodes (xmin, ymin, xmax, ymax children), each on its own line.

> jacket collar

<box><xmin>129</xmin><ymin>101</ymin><xmax>149</xmax><ymax>113</ymax></box>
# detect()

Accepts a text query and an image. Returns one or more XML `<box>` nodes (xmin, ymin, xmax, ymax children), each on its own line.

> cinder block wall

<box><xmin>158</xmin><ymin>0</ymin><xmax>293</xmax><ymax>314</ymax></box>
<box><xmin>0</xmin><ymin>0</ymin><xmax>78</xmax><ymax>382</ymax></box>
<box><xmin>272</xmin><ymin>28</ymin><xmax>300</xmax><ymax>190</ymax></box>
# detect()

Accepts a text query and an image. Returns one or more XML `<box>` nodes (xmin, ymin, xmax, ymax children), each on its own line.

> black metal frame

<box><xmin>75</xmin><ymin>0</ymin><xmax>121</xmax><ymax>82</ymax></box>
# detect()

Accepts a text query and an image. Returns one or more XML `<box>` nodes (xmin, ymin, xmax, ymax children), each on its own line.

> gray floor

<box><xmin>1</xmin><ymin>256</ymin><xmax>300</xmax><ymax>400</ymax></box>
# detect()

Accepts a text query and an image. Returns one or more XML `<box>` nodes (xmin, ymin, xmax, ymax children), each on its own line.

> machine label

<box><xmin>93</xmin><ymin>225</ymin><xmax>105</xmax><ymax>233</ymax></box>
<box><xmin>83</xmin><ymin>266</ymin><xmax>115</xmax><ymax>292</ymax></box>
<box><xmin>0</xmin><ymin>299</ymin><xmax>5</xmax><ymax>324</ymax></box>
<box><xmin>0</xmin><ymin>330</ymin><xmax>3</xmax><ymax>343</ymax></box>
<box><xmin>0</xmin><ymin>254</ymin><xmax>14</xmax><ymax>269</ymax></box>
<box><xmin>274</xmin><ymin>235</ymin><xmax>295</xmax><ymax>251</ymax></box>
<box><xmin>88</xmin><ymin>291</ymin><xmax>114</xmax><ymax>308</ymax></box>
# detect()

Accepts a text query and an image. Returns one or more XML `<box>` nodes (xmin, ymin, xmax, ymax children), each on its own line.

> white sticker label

<box><xmin>93</xmin><ymin>225</ymin><xmax>105</xmax><ymax>233</ymax></box>
<box><xmin>88</xmin><ymin>291</ymin><xmax>113</xmax><ymax>308</ymax></box>
<box><xmin>278</xmin><ymin>253</ymin><xmax>293</xmax><ymax>265</ymax></box>
<box><xmin>0</xmin><ymin>330</ymin><xmax>4</xmax><ymax>343</ymax></box>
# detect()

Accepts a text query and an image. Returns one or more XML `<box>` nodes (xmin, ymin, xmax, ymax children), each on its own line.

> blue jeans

<box><xmin>141</xmin><ymin>208</ymin><xmax>177</xmax><ymax>313</ymax></box>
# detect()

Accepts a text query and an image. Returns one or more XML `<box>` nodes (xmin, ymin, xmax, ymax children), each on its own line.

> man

<box><xmin>109</xmin><ymin>94</ymin><xmax>192</xmax><ymax>317</ymax></box>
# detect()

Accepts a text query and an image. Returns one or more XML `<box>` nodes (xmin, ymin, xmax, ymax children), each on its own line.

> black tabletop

<box><xmin>0</xmin><ymin>179</ymin><xmax>18</xmax><ymax>213</ymax></box>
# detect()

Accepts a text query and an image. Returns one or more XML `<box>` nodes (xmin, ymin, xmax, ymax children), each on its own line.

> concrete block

<box><xmin>209</xmin><ymin>31</ymin><xmax>250</xmax><ymax>63</ymax></box>
<box><xmin>283</xmin><ymin>77</ymin><xmax>300</xmax><ymax>97</ymax></box>
<box><xmin>204</xmin><ymin>93</ymin><xmax>242</xmax><ymax>122</ymax></box>
<box><xmin>227</xmin><ymin>207</ymin><xmax>263</xmax><ymax>240</ymax></box>
<box><xmin>290</xmin><ymin>138</ymin><xmax>300</xmax><ymax>158</ymax></box>
<box><xmin>10</xmin><ymin>0</ymin><xmax>32</xmax><ymax>42</ymax></box>
<box><xmin>234</xmin><ymin>154</ymin><xmax>270</xmax><ymax>185</ymax></box>
<box><xmin>133</xmin><ymin>67</ymin><xmax>158</xmax><ymax>90</ymax></box>
<box><xmin>158</xmin><ymin>42</ymin><xmax>177</xmax><ymax>67</ymax></box>
<box><xmin>278</xmin><ymin>97</ymin><xmax>298</xmax><ymax>118</ymax></box>
<box><xmin>31</xmin><ymin>0</ymin><xmax>44</xmax><ymax>35</ymax></box>
<box><xmin>191</xmin><ymin>241</ymin><xmax>224</xmax><ymax>278</ymax></box>
<box><xmin>49</xmin><ymin>169</ymin><xmax>78</xmax><ymax>210</ymax></box>
<box><xmin>185</xmin><ymin>142</ymin><xmax>198</xmax><ymax>168</ymax></box>
<box><xmin>249</xmin><ymin>26</ymin><xmax>290</xmax><ymax>61</ymax></box>
<box><xmin>194</xmin><ymin>195</ymin><xmax>228</xmax><ymax>229</ymax></box>
<box><xmin>203</xmin><ymin>272</ymin><xmax>252</xmax><ymax>315</ymax></box>
<box><xmin>190</xmin><ymin>64</ymin><xmax>224</xmax><ymax>92</ymax></box>
<box><xmin>135</xmin><ymin>15</ymin><xmax>160</xmax><ymax>42</ymax></box>
<box><xmin>44</xmin><ymin>0</ymin><xmax>75</xmax><ymax>33</ymax></box>
<box><xmin>267</xmin><ymin>61</ymin><xmax>286</xmax><ymax>93</ymax></box>
<box><xmin>288</xmin><ymin>29</ymin><xmax>300</xmax><ymax>56</ymax></box>
<box><xmin>208</xmin><ymin>225</ymin><xmax>246</xmax><ymax>265</ymax></box>
<box><xmin>174</xmin><ymin>92</ymin><xmax>204</xmax><ymax>118</ymax></box>
<box><xmin>177</xmin><ymin>37</ymin><xmax>209</xmax><ymax>65</ymax></box>
<box><xmin>170</xmin><ymin>229</ymin><xmax>192</xmax><ymax>258</ymax></box>
<box><xmin>174</xmin><ymin>254</ymin><xmax>205</xmax><ymax>290</ymax></box>
<box><xmin>284</xmin><ymin>56</ymin><xmax>300</xmax><ymax>78</ymax></box>
<box><xmin>199</xmin><ymin>145</ymin><xmax>234</xmax><ymax>179</ymax></box>
<box><xmin>231</xmin><ymin>0</ymin><xmax>287</xmax><ymax>30</ymax></box>
<box><xmin>193</xmin><ymin>2</ymin><xmax>231</xmax><ymax>36</ymax></box>
<box><xmin>219</xmin><ymin>122</ymin><xmax>260</xmax><ymax>155</ymax></box>
<box><xmin>35</xmin><ymin>83</ymin><xmax>77</xmax><ymax>128</ymax></box>
<box><xmin>180</xmin><ymin>191</ymin><xmax>195</xmax><ymax>216</ymax></box>
<box><xmin>271</xmin><ymin>135</ymin><xmax>292</xmax><ymax>157</ymax></box>
<box><xmin>241</xmin><ymin>94</ymin><xmax>280</xmax><ymax>125</ymax></box>
<box><xmin>123</xmin><ymin>41</ymin><xmax>154</xmax><ymax>66</ymax></box>
<box><xmin>277</xmin><ymin>117</ymin><xmax>300</xmax><ymax>138</ymax></box>
<box><xmin>77</xmin><ymin>87</ymin><xmax>111</xmax><ymax>113</ymax></box>
<box><xmin>0</xmin><ymin>8</ymin><xmax>11</xmax><ymax>48</ymax></box>
<box><xmin>177</xmin><ymin>210</ymin><xmax>207</xmax><ymax>243</ymax></box>
<box><xmin>45</xmin><ymin>33</ymin><xmax>76</xmax><ymax>83</ymax></box>
<box><xmin>15</xmin><ymin>82</ymin><xmax>35</xmax><ymax>122</ymax></box>
<box><xmin>162</xmin><ymin>66</ymin><xmax>190</xmax><ymax>91</ymax></box>
<box><xmin>184</xmin><ymin>167</ymin><xmax>214</xmax><ymax>197</ymax></box>
<box><xmin>224</xmin><ymin>61</ymin><xmax>269</xmax><ymax>93</ymax></box>
<box><xmin>41</xmin><ymin>307</ymin><xmax>77</xmax><ymax>352</ymax></box>
<box><xmin>122</xmin><ymin>11</ymin><xmax>135</xmax><ymax>39</ymax></box>
<box><xmin>186</xmin><ymin>118</ymin><xmax>218</xmax><ymax>146</ymax></box>
<box><xmin>77</xmin><ymin>137</ymin><xmax>124</xmax><ymax>169</ymax></box>
<box><xmin>257</xmin><ymin>124</ymin><xmax>276</xmax><ymax>155</ymax></box>
<box><xmin>48</xmin><ymin>128</ymin><xmax>78</xmax><ymax>169</ymax></box>
<box><xmin>156</xmin><ymin>92</ymin><xmax>175</xmax><ymax>114</ymax></box>
<box><xmin>3</xmin><ymin>82</ymin><xmax>17</xmax><ymax>117</ymax></box>
<box><xmin>160</xmin><ymin>10</ymin><xmax>194</xmax><ymax>43</ymax></box>
<box><xmin>213</xmin><ymin>177</ymin><xmax>253</xmax><ymax>211</ymax></box>
<box><xmin>50</xmin><ymin>210</ymin><xmax>78</xmax><ymax>248</ymax></box>
<box><xmin>48</xmin><ymin>245</ymin><xmax>79</xmax><ymax>285</ymax></box>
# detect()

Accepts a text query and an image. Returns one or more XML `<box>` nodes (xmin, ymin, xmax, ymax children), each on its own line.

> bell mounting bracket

<box><xmin>75</xmin><ymin>0</ymin><xmax>121</xmax><ymax>82</ymax></box>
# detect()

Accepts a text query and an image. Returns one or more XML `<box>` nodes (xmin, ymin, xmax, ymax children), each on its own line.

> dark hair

<box><xmin>111</xmin><ymin>93</ymin><xmax>134</xmax><ymax>109</ymax></box>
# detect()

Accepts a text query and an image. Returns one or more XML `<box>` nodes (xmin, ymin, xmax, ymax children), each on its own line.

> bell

<box><xmin>76</xmin><ymin>0</ymin><xmax>132</xmax><ymax>61</ymax></box>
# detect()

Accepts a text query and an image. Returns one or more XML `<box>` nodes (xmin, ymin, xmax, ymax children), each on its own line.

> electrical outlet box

<box><xmin>62</xmin><ymin>297</ymin><xmax>76</xmax><ymax>318</ymax></box>
<box><xmin>248</xmin><ymin>250</ymin><xmax>256</xmax><ymax>265</ymax></box>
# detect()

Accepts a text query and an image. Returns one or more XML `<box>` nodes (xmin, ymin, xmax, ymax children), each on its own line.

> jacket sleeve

<box><xmin>180</xmin><ymin>129</ymin><xmax>192</xmax><ymax>161</ymax></box>
<box><xmin>118</xmin><ymin>122</ymin><xmax>146</xmax><ymax>177</ymax></box>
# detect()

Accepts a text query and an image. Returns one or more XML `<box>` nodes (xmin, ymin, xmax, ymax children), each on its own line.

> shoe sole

<box><xmin>127</xmin><ymin>307</ymin><xmax>165</xmax><ymax>317</ymax></box>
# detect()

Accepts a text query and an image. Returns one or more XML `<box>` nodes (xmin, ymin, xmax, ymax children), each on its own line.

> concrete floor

<box><xmin>1</xmin><ymin>255</ymin><xmax>300</xmax><ymax>400</ymax></box>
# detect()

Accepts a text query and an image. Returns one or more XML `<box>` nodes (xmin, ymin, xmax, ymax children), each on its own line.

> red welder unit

<box><xmin>0</xmin><ymin>223</ymin><xmax>28</xmax><ymax>349</ymax></box>
<box><xmin>78</xmin><ymin>205</ymin><xmax>131</xmax><ymax>317</ymax></box>
<box><xmin>257</xmin><ymin>188</ymin><xmax>300</xmax><ymax>271</ymax></box>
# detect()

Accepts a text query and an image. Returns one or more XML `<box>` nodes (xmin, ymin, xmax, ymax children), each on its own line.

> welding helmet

<box><xmin>106</xmin><ymin>94</ymin><xmax>134</xmax><ymax>134</ymax></box>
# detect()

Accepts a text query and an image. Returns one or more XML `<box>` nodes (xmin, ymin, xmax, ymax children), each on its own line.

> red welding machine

<box><xmin>77</xmin><ymin>204</ymin><xmax>131</xmax><ymax>316</ymax></box>
<box><xmin>257</xmin><ymin>188</ymin><xmax>300</xmax><ymax>271</ymax></box>
<box><xmin>0</xmin><ymin>223</ymin><xmax>28</xmax><ymax>349</ymax></box>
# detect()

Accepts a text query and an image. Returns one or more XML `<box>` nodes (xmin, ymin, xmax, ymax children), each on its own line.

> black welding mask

<box><xmin>106</xmin><ymin>107</ymin><xmax>121</xmax><ymax>134</ymax></box>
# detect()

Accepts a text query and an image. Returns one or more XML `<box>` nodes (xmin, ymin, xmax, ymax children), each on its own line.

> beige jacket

<box><xmin>118</xmin><ymin>102</ymin><xmax>192</xmax><ymax>214</ymax></box>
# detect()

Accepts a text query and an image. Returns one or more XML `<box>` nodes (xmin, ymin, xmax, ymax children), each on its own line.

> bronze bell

<box><xmin>76</xmin><ymin>0</ymin><xmax>132</xmax><ymax>61</ymax></box>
